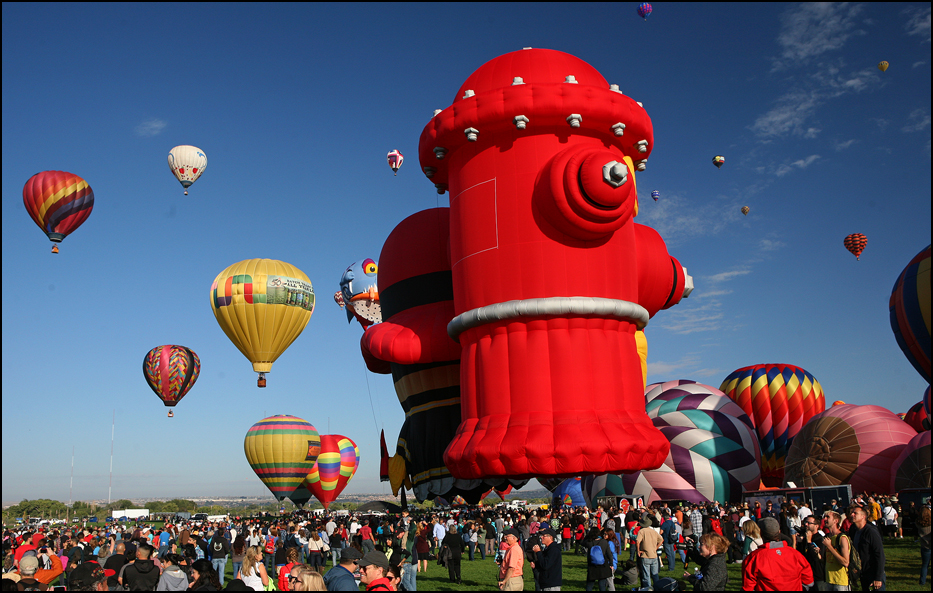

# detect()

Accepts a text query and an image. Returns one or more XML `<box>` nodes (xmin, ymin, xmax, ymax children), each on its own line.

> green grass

<box><xmin>248</xmin><ymin>538</ymin><xmax>924</xmax><ymax>591</ymax></box>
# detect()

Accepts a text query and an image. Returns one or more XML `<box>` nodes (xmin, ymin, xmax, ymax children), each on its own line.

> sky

<box><xmin>2</xmin><ymin>3</ymin><xmax>930</xmax><ymax>505</ymax></box>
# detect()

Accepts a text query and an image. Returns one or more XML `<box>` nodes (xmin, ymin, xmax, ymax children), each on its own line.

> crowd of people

<box><xmin>1</xmin><ymin>490</ymin><xmax>929</xmax><ymax>591</ymax></box>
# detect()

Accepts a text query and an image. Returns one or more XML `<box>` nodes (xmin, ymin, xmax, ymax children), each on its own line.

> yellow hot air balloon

<box><xmin>741</xmin><ymin>206</ymin><xmax>750</xmax><ymax>216</ymax></box>
<box><xmin>878</xmin><ymin>61</ymin><xmax>889</xmax><ymax>72</ymax></box>
<box><xmin>211</xmin><ymin>259</ymin><xmax>315</xmax><ymax>387</ymax></box>
<box><xmin>244</xmin><ymin>414</ymin><xmax>321</xmax><ymax>500</ymax></box>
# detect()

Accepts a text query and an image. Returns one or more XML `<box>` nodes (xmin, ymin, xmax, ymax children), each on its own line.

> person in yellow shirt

<box><xmin>868</xmin><ymin>497</ymin><xmax>882</xmax><ymax>524</ymax></box>
<box><xmin>821</xmin><ymin>511</ymin><xmax>851</xmax><ymax>590</ymax></box>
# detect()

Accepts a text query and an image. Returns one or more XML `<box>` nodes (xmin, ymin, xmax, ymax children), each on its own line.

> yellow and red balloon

<box><xmin>23</xmin><ymin>171</ymin><xmax>94</xmax><ymax>254</ymax></box>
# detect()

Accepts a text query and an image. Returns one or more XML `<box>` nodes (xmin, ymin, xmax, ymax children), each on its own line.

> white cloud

<box><xmin>774</xmin><ymin>154</ymin><xmax>821</xmax><ymax>176</ymax></box>
<box><xmin>913</xmin><ymin>60</ymin><xmax>928</xmax><ymax>68</ymax></box>
<box><xmin>902</xmin><ymin>109</ymin><xmax>931</xmax><ymax>133</ymax></box>
<box><xmin>905</xmin><ymin>5</ymin><xmax>931</xmax><ymax>42</ymax></box>
<box><xmin>636</xmin><ymin>192</ymin><xmax>743</xmax><ymax>245</ymax></box>
<box><xmin>759</xmin><ymin>239</ymin><xmax>785</xmax><ymax>252</ymax></box>
<box><xmin>773</xmin><ymin>3</ymin><xmax>865</xmax><ymax>69</ymax></box>
<box><xmin>135</xmin><ymin>118</ymin><xmax>166</xmax><ymax>137</ymax></box>
<box><xmin>834</xmin><ymin>139</ymin><xmax>856</xmax><ymax>151</ymax></box>
<box><xmin>646</xmin><ymin>356</ymin><xmax>701</xmax><ymax>377</ymax></box>
<box><xmin>705</xmin><ymin>268</ymin><xmax>751</xmax><ymax>284</ymax></box>
<box><xmin>804</xmin><ymin>127</ymin><xmax>821</xmax><ymax>138</ymax></box>
<box><xmin>751</xmin><ymin>90</ymin><xmax>821</xmax><ymax>137</ymax></box>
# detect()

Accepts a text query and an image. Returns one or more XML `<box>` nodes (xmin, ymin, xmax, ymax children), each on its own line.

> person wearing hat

<box><xmin>358</xmin><ymin>550</ymin><xmax>393</xmax><ymax>591</ymax></box>
<box><xmin>323</xmin><ymin>547</ymin><xmax>362</xmax><ymax>591</ymax></box>
<box><xmin>532</xmin><ymin>528</ymin><xmax>562</xmax><ymax>591</ymax></box>
<box><xmin>741</xmin><ymin>517</ymin><xmax>814</xmax><ymax>591</ymax></box>
<box><xmin>498</xmin><ymin>528</ymin><xmax>525</xmax><ymax>591</ymax></box>
<box><xmin>635</xmin><ymin>517</ymin><xmax>664</xmax><ymax>589</ymax></box>
<box><xmin>69</xmin><ymin>561</ymin><xmax>108</xmax><ymax>591</ymax></box>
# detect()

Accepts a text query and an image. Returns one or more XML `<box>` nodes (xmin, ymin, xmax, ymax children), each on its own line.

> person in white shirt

<box><xmin>350</xmin><ymin>519</ymin><xmax>360</xmax><ymax>536</ymax></box>
<box><xmin>326</xmin><ymin>520</ymin><xmax>337</xmax><ymax>537</ymax></box>
<box><xmin>797</xmin><ymin>503</ymin><xmax>813</xmax><ymax>524</ymax></box>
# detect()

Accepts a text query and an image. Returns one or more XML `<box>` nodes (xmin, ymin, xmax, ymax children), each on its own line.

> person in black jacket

<box><xmin>121</xmin><ymin>543</ymin><xmax>161</xmax><ymax>590</ymax></box>
<box><xmin>208</xmin><ymin>530</ymin><xmax>232</xmax><ymax>587</ymax></box>
<box><xmin>440</xmin><ymin>524</ymin><xmax>464</xmax><ymax>584</ymax></box>
<box><xmin>683</xmin><ymin>533</ymin><xmax>729</xmax><ymax>591</ymax></box>
<box><xmin>533</xmin><ymin>528</ymin><xmax>562</xmax><ymax>591</ymax></box>
<box><xmin>585</xmin><ymin>533</ymin><xmax>613</xmax><ymax>591</ymax></box>
<box><xmin>848</xmin><ymin>505</ymin><xmax>886</xmax><ymax>591</ymax></box>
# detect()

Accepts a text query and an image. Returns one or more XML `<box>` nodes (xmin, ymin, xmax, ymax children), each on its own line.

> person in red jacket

<box><xmin>742</xmin><ymin>518</ymin><xmax>813</xmax><ymax>591</ymax></box>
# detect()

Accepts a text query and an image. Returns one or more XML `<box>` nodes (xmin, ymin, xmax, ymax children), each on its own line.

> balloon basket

<box><xmin>257</xmin><ymin>373</ymin><xmax>267</xmax><ymax>388</ymax></box>
<box><xmin>51</xmin><ymin>245</ymin><xmax>59</xmax><ymax>254</ymax></box>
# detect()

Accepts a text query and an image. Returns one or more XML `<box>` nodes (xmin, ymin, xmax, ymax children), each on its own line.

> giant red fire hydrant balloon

<box><xmin>419</xmin><ymin>48</ymin><xmax>692</xmax><ymax>479</ymax></box>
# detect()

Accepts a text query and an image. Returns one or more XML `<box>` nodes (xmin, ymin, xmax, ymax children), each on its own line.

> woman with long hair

<box><xmin>278</xmin><ymin>547</ymin><xmax>302</xmax><ymax>590</ymax></box>
<box><xmin>306</xmin><ymin>530</ymin><xmax>326</xmax><ymax>573</ymax></box>
<box><xmin>231</xmin><ymin>534</ymin><xmax>247</xmax><ymax>586</ymax></box>
<box><xmin>741</xmin><ymin>520</ymin><xmax>763</xmax><ymax>559</ymax></box>
<box><xmin>189</xmin><ymin>559</ymin><xmax>221</xmax><ymax>591</ymax></box>
<box><xmin>237</xmin><ymin>545</ymin><xmax>270</xmax><ymax>591</ymax></box>
<box><xmin>415</xmin><ymin>524</ymin><xmax>430</xmax><ymax>573</ymax></box>
<box><xmin>287</xmin><ymin>563</ymin><xmax>325</xmax><ymax>591</ymax></box>
<box><xmin>919</xmin><ymin>506</ymin><xmax>932</xmax><ymax>585</ymax></box>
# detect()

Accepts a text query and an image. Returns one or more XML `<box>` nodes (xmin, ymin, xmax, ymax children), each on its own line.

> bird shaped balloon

<box><xmin>337</xmin><ymin>259</ymin><xmax>381</xmax><ymax>328</ymax></box>
<box><xmin>168</xmin><ymin>145</ymin><xmax>207</xmax><ymax>195</ymax></box>
<box><xmin>23</xmin><ymin>171</ymin><xmax>95</xmax><ymax>254</ymax></box>
<box><xmin>244</xmin><ymin>415</ymin><xmax>321</xmax><ymax>501</ymax></box>
<box><xmin>211</xmin><ymin>259</ymin><xmax>315</xmax><ymax>387</ymax></box>
<box><xmin>143</xmin><ymin>345</ymin><xmax>200</xmax><ymax>416</ymax></box>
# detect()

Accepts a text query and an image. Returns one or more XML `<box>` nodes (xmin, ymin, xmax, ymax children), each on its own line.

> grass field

<box><xmin>228</xmin><ymin>537</ymin><xmax>928</xmax><ymax>591</ymax></box>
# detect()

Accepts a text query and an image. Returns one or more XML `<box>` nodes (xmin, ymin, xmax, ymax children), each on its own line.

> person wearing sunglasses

<box><xmin>322</xmin><ymin>547</ymin><xmax>362</xmax><ymax>591</ymax></box>
<box><xmin>795</xmin><ymin>517</ymin><xmax>825</xmax><ymax>591</ymax></box>
<box><xmin>358</xmin><ymin>550</ymin><xmax>394</xmax><ymax>591</ymax></box>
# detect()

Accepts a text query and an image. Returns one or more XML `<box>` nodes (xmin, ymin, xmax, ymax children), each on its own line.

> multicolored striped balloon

<box><xmin>583</xmin><ymin>381</ymin><xmax>761</xmax><ymax>505</ymax></box>
<box><xmin>719</xmin><ymin>364</ymin><xmax>825</xmax><ymax>485</ymax></box>
<box><xmin>304</xmin><ymin>434</ymin><xmax>359</xmax><ymax>509</ymax></box>
<box><xmin>784</xmin><ymin>404</ymin><xmax>915</xmax><ymax>495</ymax></box>
<box><xmin>23</xmin><ymin>171</ymin><xmax>95</xmax><ymax>253</ymax></box>
<box><xmin>552</xmin><ymin>477</ymin><xmax>585</xmax><ymax>507</ymax></box>
<box><xmin>142</xmin><ymin>345</ymin><xmax>200</xmax><ymax>408</ymax></box>
<box><xmin>244</xmin><ymin>415</ymin><xmax>321</xmax><ymax>501</ymax></box>
<box><xmin>889</xmin><ymin>245</ymin><xmax>931</xmax><ymax>382</ymax></box>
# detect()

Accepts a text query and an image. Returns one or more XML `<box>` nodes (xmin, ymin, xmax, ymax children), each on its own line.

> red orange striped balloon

<box><xmin>23</xmin><ymin>171</ymin><xmax>94</xmax><ymax>252</ymax></box>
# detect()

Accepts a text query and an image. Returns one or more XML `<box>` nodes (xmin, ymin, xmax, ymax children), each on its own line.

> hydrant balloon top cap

<box><xmin>454</xmin><ymin>48</ymin><xmax>609</xmax><ymax>104</ymax></box>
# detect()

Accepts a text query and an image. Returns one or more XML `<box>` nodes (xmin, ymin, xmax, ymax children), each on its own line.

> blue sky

<box><xmin>2</xmin><ymin>3</ymin><xmax>930</xmax><ymax>504</ymax></box>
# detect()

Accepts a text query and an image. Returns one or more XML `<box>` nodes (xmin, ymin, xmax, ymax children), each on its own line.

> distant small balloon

<box><xmin>878</xmin><ymin>61</ymin><xmax>889</xmax><ymax>72</ymax></box>
<box><xmin>637</xmin><ymin>3</ymin><xmax>652</xmax><ymax>20</ymax></box>
<box><xmin>712</xmin><ymin>155</ymin><xmax>725</xmax><ymax>169</ymax></box>
<box><xmin>741</xmin><ymin>206</ymin><xmax>750</xmax><ymax>216</ymax></box>
<box><xmin>651</xmin><ymin>190</ymin><xmax>660</xmax><ymax>202</ymax></box>
<box><xmin>387</xmin><ymin>150</ymin><xmax>404</xmax><ymax>176</ymax></box>
<box><xmin>844</xmin><ymin>233</ymin><xmax>867</xmax><ymax>260</ymax></box>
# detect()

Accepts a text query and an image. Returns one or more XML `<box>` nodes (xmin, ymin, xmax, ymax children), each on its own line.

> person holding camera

<box><xmin>795</xmin><ymin>515</ymin><xmax>825</xmax><ymax>590</ymax></box>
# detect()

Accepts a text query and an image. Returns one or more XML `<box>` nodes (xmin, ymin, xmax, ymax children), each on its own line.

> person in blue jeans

<box><xmin>660</xmin><ymin>512</ymin><xmax>677</xmax><ymax>571</ymax></box>
<box><xmin>399</xmin><ymin>550</ymin><xmax>417</xmax><ymax>591</ymax></box>
<box><xmin>920</xmin><ymin>507</ymin><xmax>932</xmax><ymax>585</ymax></box>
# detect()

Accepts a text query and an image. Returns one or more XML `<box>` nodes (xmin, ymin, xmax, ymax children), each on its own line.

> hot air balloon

<box><xmin>712</xmin><ymin>156</ymin><xmax>725</xmax><ymax>169</ymax></box>
<box><xmin>211</xmin><ymin>259</ymin><xmax>315</xmax><ymax>387</ymax></box>
<box><xmin>889</xmin><ymin>245</ymin><xmax>931</xmax><ymax>382</ymax></box>
<box><xmin>719</xmin><ymin>364</ymin><xmax>825</xmax><ymax>486</ymax></box>
<box><xmin>23</xmin><ymin>171</ymin><xmax>95</xmax><ymax>254</ymax></box>
<box><xmin>624</xmin><ymin>381</ymin><xmax>760</xmax><ymax>503</ymax></box>
<box><xmin>552</xmin><ymin>478</ymin><xmax>586</xmax><ymax>507</ymax></box>
<box><xmin>903</xmin><ymin>401</ymin><xmax>929</xmax><ymax>433</ymax></box>
<box><xmin>304</xmin><ymin>434</ymin><xmax>360</xmax><ymax>510</ymax></box>
<box><xmin>338</xmin><ymin>259</ymin><xmax>381</xmax><ymax>328</ymax></box>
<box><xmin>637</xmin><ymin>3</ymin><xmax>653</xmax><ymax>20</ymax></box>
<box><xmin>244</xmin><ymin>415</ymin><xmax>321</xmax><ymax>501</ymax></box>
<box><xmin>891</xmin><ymin>431</ymin><xmax>931</xmax><ymax>493</ymax></box>
<box><xmin>925</xmin><ymin>385</ymin><xmax>931</xmax><ymax>419</ymax></box>
<box><xmin>168</xmin><ymin>145</ymin><xmax>207</xmax><ymax>195</ymax></box>
<box><xmin>831</xmin><ymin>400</ymin><xmax>846</xmax><ymax>407</ymax></box>
<box><xmin>784</xmin><ymin>404</ymin><xmax>915</xmax><ymax>495</ymax></box>
<box><xmin>741</xmin><ymin>206</ymin><xmax>750</xmax><ymax>216</ymax></box>
<box><xmin>878</xmin><ymin>61</ymin><xmax>889</xmax><ymax>72</ymax></box>
<box><xmin>651</xmin><ymin>190</ymin><xmax>660</xmax><ymax>202</ymax></box>
<box><xmin>387</xmin><ymin>150</ymin><xmax>404</xmax><ymax>176</ymax></box>
<box><xmin>844</xmin><ymin>233</ymin><xmax>867</xmax><ymax>260</ymax></box>
<box><xmin>142</xmin><ymin>345</ymin><xmax>200</xmax><ymax>416</ymax></box>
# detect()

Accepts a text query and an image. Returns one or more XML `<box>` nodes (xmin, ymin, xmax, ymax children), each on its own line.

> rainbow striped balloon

<box><xmin>142</xmin><ymin>345</ymin><xmax>200</xmax><ymax>407</ymax></box>
<box><xmin>22</xmin><ymin>170</ymin><xmax>95</xmax><ymax>252</ymax></box>
<box><xmin>305</xmin><ymin>434</ymin><xmax>359</xmax><ymax>509</ymax></box>
<box><xmin>889</xmin><ymin>245</ymin><xmax>931</xmax><ymax>382</ymax></box>
<box><xmin>719</xmin><ymin>364</ymin><xmax>825</xmax><ymax>485</ymax></box>
<box><xmin>244</xmin><ymin>415</ymin><xmax>320</xmax><ymax>501</ymax></box>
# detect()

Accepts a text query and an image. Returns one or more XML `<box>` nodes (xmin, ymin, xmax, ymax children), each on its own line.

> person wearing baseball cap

<box><xmin>323</xmin><ymin>547</ymin><xmax>362</xmax><ymax>591</ymax></box>
<box><xmin>532</xmin><ymin>528</ymin><xmax>562</xmax><ymax>590</ymax></box>
<box><xmin>358</xmin><ymin>550</ymin><xmax>393</xmax><ymax>591</ymax></box>
<box><xmin>498</xmin><ymin>529</ymin><xmax>524</xmax><ymax>591</ymax></box>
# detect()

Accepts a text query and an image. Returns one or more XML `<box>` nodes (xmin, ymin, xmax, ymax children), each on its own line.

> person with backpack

<box><xmin>209</xmin><ymin>529</ymin><xmax>231</xmax><ymax>587</ymax></box>
<box><xmin>821</xmin><ymin>510</ymin><xmax>854</xmax><ymax>591</ymax></box>
<box><xmin>847</xmin><ymin>505</ymin><xmax>885</xmax><ymax>591</ymax></box>
<box><xmin>262</xmin><ymin>528</ymin><xmax>277</xmax><ymax>574</ymax></box>
<box><xmin>585</xmin><ymin>530</ymin><xmax>613</xmax><ymax>591</ymax></box>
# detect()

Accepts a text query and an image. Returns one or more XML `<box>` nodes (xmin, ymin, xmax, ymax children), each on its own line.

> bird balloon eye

<box><xmin>363</xmin><ymin>259</ymin><xmax>378</xmax><ymax>275</ymax></box>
